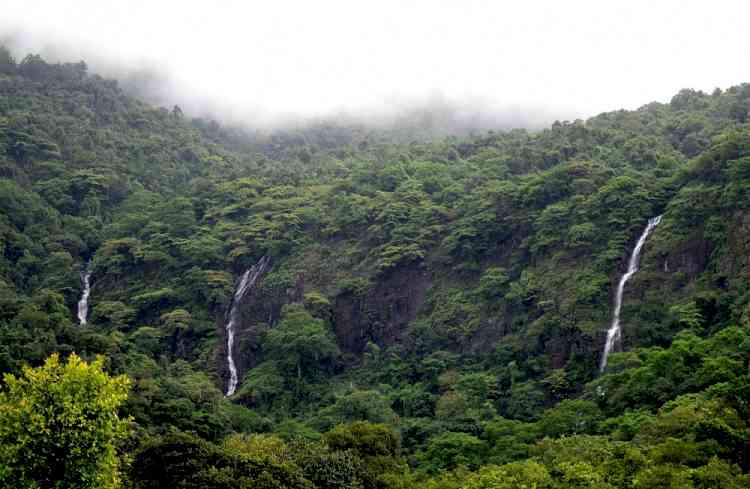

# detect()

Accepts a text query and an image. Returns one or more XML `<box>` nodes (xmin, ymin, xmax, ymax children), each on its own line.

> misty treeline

<box><xmin>0</xmin><ymin>48</ymin><xmax>750</xmax><ymax>488</ymax></box>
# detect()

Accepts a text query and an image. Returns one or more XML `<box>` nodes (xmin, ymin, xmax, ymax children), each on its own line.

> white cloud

<box><xmin>2</xmin><ymin>1</ymin><xmax>749</xmax><ymax>127</ymax></box>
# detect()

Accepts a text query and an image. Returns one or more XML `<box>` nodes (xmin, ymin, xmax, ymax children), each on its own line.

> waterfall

<box><xmin>225</xmin><ymin>256</ymin><xmax>271</xmax><ymax>397</ymax></box>
<box><xmin>77</xmin><ymin>264</ymin><xmax>92</xmax><ymax>326</ymax></box>
<box><xmin>600</xmin><ymin>215</ymin><xmax>662</xmax><ymax>371</ymax></box>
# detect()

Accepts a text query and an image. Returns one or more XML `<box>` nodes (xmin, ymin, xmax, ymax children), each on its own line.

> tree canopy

<box><xmin>1</xmin><ymin>48</ymin><xmax>750</xmax><ymax>487</ymax></box>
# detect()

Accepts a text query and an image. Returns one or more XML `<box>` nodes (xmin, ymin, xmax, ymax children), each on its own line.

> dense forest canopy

<box><xmin>0</xmin><ymin>49</ymin><xmax>749</xmax><ymax>488</ymax></box>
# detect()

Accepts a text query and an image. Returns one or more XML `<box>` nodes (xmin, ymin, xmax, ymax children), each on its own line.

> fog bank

<box><xmin>2</xmin><ymin>1</ymin><xmax>749</xmax><ymax>133</ymax></box>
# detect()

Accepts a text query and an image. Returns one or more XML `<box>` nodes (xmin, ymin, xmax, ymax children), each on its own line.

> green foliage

<box><xmin>4</xmin><ymin>49</ymin><xmax>750</xmax><ymax>488</ymax></box>
<box><xmin>262</xmin><ymin>303</ymin><xmax>339</xmax><ymax>387</ymax></box>
<box><xmin>463</xmin><ymin>461</ymin><xmax>553</xmax><ymax>489</ymax></box>
<box><xmin>324</xmin><ymin>421</ymin><xmax>403</xmax><ymax>489</ymax></box>
<box><xmin>91</xmin><ymin>301</ymin><xmax>136</xmax><ymax>329</ymax></box>
<box><xmin>537</xmin><ymin>399</ymin><xmax>603</xmax><ymax>438</ymax></box>
<box><xmin>483</xmin><ymin>417</ymin><xmax>536</xmax><ymax>465</ymax></box>
<box><xmin>317</xmin><ymin>390</ymin><xmax>397</xmax><ymax>428</ymax></box>
<box><xmin>0</xmin><ymin>353</ymin><xmax>131</xmax><ymax>488</ymax></box>
<box><xmin>129</xmin><ymin>432</ymin><xmax>311</xmax><ymax>489</ymax></box>
<box><xmin>287</xmin><ymin>439</ymin><xmax>364</xmax><ymax>489</ymax></box>
<box><xmin>476</xmin><ymin>267</ymin><xmax>510</xmax><ymax>301</ymax></box>
<box><xmin>324</xmin><ymin>421</ymin><xmax>400</xmax><ymax>458</ymax></box>
<box><xmin>425</xmin><ymin>288</ymin><xmax>482</xmax><ymax>345</ymax></box>
<box><xmin>419</xmin><ymin>432</ymin><xmax>487</xmax><ymax>473</ymax></box>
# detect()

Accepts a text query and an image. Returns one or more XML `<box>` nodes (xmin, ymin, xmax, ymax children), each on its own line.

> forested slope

<box><xmin>1</xmin><ymin>48</ymin><xmax>750</xmax><ymax>487</ymax></box>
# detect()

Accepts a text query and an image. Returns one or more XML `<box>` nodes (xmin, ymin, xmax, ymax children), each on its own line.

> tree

<box><xmin>483</xmin><ymin>417</ymin><xmax>536</xmax><ymax>465</ymax></box>
<box><xmin>264</xmin><ymin>304</ymin><xmax>339</xmax><ymax>383</ymax></box>
<box><xmin>0</xmin><ymin>45</ymin><xmax>16</xmax><ymax>74</ymax></box>
<box><xmin>286</xmin><ymin>439</ymin><xmax>364</xmax><ymax>489</ymax></box>
<box><xmin>632</xmin><ymin>464</ymin><xmax>694</xmax><ymax>489</ymax></box>
<box><xmin>317</xmin><ymin>390</ymin><xmax>397</xmax><ymax>428</ymax></box>
<box><xmin>419</xmin><ymin>432</ymin><xmax>487</xmax><ymax>473</ymax></box>
<box><xmin>462</xmin><ymin>461</ymin><xmax>553</xmax><ymax>489</ymax></box>
<box><xmin>19</xmin><ymin>54</ymin><xmax>51</xmax><ymax>81</ymax></box>
<box><xmin>476</xmin><ymin>267</ymin><xmax>510</xmax><ymax>301</ymax></box>
<box><xmin>0</xmin><ymin>353</ymin><xmax>131</xmax><ymax>489</ymax></box>
<box><xmin>130</xmin><ymin>432</ymin><xmax>312</xmax><ymax>489</ymax></box>
<box><xmin>537</xmin><ymin>399</ymin><xmax>603</xmax><ymax>438</ymax></box>
<box><xmin>324</xmin><ymin>422</ymin><xmax>402</xmax><ymax>489</ymax></box>
<box><xmin>324</xmin><ymin>421</ymin><xmax>400</xmax><ymax>458</ymax></box>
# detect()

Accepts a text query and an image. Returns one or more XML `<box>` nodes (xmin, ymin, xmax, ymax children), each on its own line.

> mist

<box><xmin>0</xmin><ymin>27</ymin><xmax>557</xmax><ymax>136</ymax></box>
<box><xmin>2</xmin><ymin>1</ymin><xmax>750</xmax><ymax>135</ymax></box>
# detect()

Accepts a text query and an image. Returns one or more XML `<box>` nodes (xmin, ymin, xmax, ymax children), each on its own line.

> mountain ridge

<box><xmin>1</xmin><ymin>49</ymin><xmax>749</xmax><ymax>487</ymax></box>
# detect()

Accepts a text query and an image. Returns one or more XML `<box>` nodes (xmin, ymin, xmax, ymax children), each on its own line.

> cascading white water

<box><xmin>225</xmin><ymin>256</ymin><xmax>270</xmax><ymax>396</ymax></box>
<box><xmin>600</xmin><ymin>215</ymin><xmax>663</xmax><ymax>371</ymax></box>
<box><xmin>77</xmin><ymin>265</ymin><xmax>92</xmax><ymax>326</ymax></box>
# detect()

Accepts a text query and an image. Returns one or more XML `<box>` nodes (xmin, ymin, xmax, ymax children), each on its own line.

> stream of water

<box><xmin>77</xmin><ymin>265</ymin><xmax>92</xmax><ymax>325</ymax></box>
<box><xmin>225</xmin><ymin>256</ymin><xmax>270</xmax><ymax>396</ymax></box>
<box><xmin>600</xmin><ymin>215</ymin><xmax>662</xmax><ymax>371</ymax></box>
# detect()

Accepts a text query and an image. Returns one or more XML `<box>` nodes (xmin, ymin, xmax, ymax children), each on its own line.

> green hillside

<box><xmin>1</xmin><ymin>48</ymin><xmax>749</xmax><ymax>487</ymax></box>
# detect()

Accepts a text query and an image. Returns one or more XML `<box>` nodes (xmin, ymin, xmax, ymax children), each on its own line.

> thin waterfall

<box><xmin>600</xmin><ymin>215</ymin><xmax>662</xmax><ymax>371</ymax></box>
<box><xmin>77</xmin><ymin>264</ymin><xmax>92</xmax><ymax>325</ymax></box>
<box><xmin>225</xmin><ymin>255</ymin><xmax>271</xmax><ymax>396</ymax></box>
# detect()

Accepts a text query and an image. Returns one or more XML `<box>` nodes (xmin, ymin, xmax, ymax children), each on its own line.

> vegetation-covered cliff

<box><xmin>1</xmin><ymin>47</ymin><xmax>749</xmax><ymax>487</ymax></box>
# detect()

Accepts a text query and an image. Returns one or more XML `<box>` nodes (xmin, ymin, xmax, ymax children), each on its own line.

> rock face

<box><xmin>219</xmin><ymin>263</ymin><xmax>432</xmax><ymax>385</ymax></box>
<box><xmin>721</xmin><ymin>211</ymin><xmax>750</xmax><ymax>277</ymax></box>
<box><xmin>333</xmin><ymin>267</ymin><xmax>431</xmax><ymax>355</ymax></box>
<box><xmin>221</xmin><ymin>205</ymin><xmax>750</xmax><ymax>389</ymax></box>
<box><xmin>664</xmin><ymin>232</ymin><xmax>712</xmax><ymax>283</ymax></box>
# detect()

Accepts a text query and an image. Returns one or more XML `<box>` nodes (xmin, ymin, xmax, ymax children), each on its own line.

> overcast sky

<box><xmin>2</xmin><ymin>1</ymin><xmax>749</xmax><ymax>127</ymax></box>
